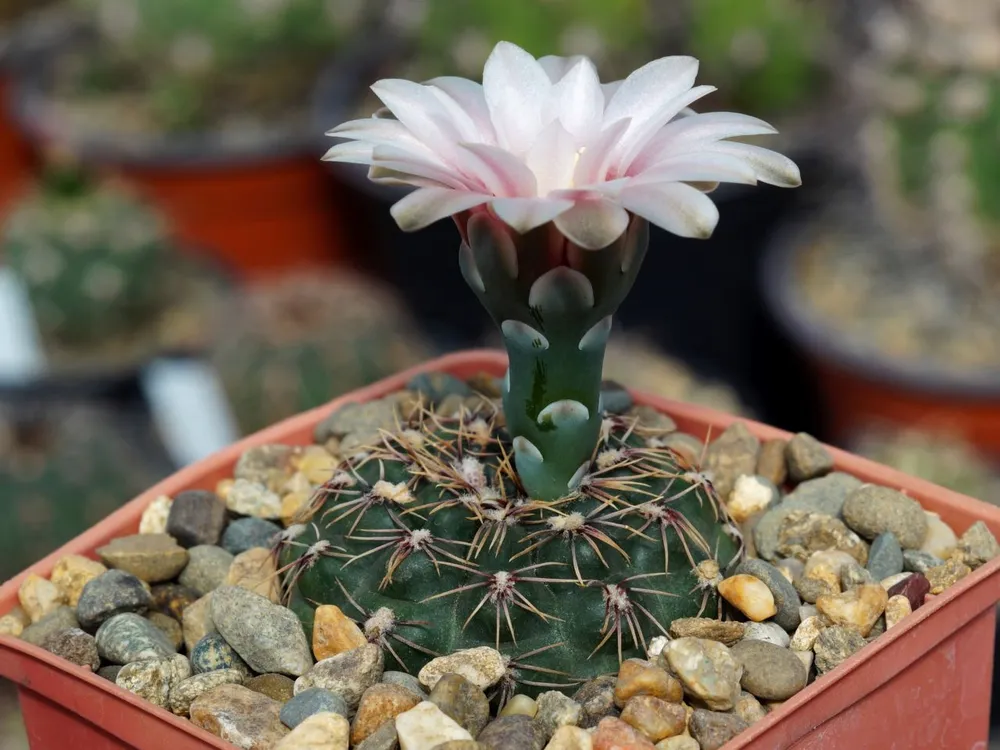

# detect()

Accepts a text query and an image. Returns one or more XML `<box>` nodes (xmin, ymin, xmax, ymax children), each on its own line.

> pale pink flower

<box><xmin>324</xmin><ymin>41</ymin><xmax>801</xmax><ymax>250</ymax></box>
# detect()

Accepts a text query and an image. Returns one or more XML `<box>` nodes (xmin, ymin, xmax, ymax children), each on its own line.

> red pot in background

<box><xmin>0</xmin><ymin>74</ymin><xmax>34</xmax><ymax>219</ymax></box>
<box><xmin>0</xmin><ymin>349</ymin><xmax>998</xmax><ymax>749</ymax></box>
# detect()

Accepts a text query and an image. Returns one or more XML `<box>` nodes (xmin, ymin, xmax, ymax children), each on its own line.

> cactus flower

<box><xmin>324</xmin><ymin>40</ymin><xmax>800</xmax><ymax>249</ymax></box>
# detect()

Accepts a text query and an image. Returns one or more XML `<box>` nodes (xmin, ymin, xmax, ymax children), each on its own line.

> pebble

<box><xmin>19</xmin><ymin>606</ymin><xmax>79</xmax><ymax>646</ymax></box>
<box><xmin>18</xmin><ymin>574</ymin><xmax>66</xmax><ymax>623</ymax></box>
<box><xmin>704</xmin><ymin>423</ymin><xmax>760</xmax><ymax>499</ymax></box>
<box><xmin>116</xmin><ymin>654</ymin><xmax>191</xmax><ymax>708</ymax></box>
<box><xmin>295</xmin><ymin>644</ymin><xmax>384</xmax><ymax>708</ymax></box>
<box><xmin>753</xmin><ymin>473</ymin><xmax>862</xmax><ymax>560</ymax></box>
<box><xmin>211</xmin><ymin>586</ymin><xmax>313</xmax><ymax>676</ymax></box>
<box><xmin>785</xmin><ymin>433</ymin><xmax>834</xmax><ymax>482</ymax></box>
<box><xmin>408</xmin><ymin>372</ymin><xmax>472</xmax><ymax>404</ymax></box>
<box><xmin>776</xmin><ymin>511</ymin><xmax>868</xmax><ymax>565</ymax></box>
<box><xmin>394</xmin><ymin>701</ymin><xmax>473</xmax><ymax>750</ymax></box>
<box><xmin>227</xmin><ymin>479</ymin><xmax>283</xmax><ymax>519</ymax></box>
<box><xmin>545</xmin><ymin>725</ymin><xmax>594</xmax><ymax>750</ymax></box>
<box><xmin>98</xmin><ymin>665</ymin><xmax>122</xmax><ymax>682</ymax></box>
<box><xmin>170</xmin><ymin>669</ymin><xmax>245</xmax><ymax>716</ymax></box>
<box><xmin>730</xmin><ymin>640</ymin><xmax>808</xmax><ymax>701</ymax></box>
<box><xmin>312</xmin><ymin>604</ymin><xmax>368</xmax><ymax>661</ymax></box>
<box><xmin>293</xmin><ymin>445</ymin><xmax>340</xmax><ymax>485</ymax></box>
<box><xmin>96</xmin><ymin>534</ymin><xmax>189</xmax><ymax>583</ymax></box>
<box><xmin>190</xmin><ymin>683</ymin><xmax>289</xmax><ymax>749</ymax></box>
<box><xmin>816</xmin><ymin>584</ymin><xmax>888</xmax><ymax>637</ymax></box>
<box><xmin>314</xmin><ymin>400</ymin><xmax>400</xmax><ymax>447</ymax></box>
<box><xmin>733</xmin><ymin>690</ymin><xmax>768</xmax><ymax>725</ymax></box>
<box><xmin>756</xmin><ymin>438</ymin><xmax>788</xmax><ymax>486</ymax></box>
<box><xmin>727</xmin><ymin>475</ymin><xmax>778</xmax><ymax>524</ymax></box>
<box><xmin>887</xmin><ymin>571</ymin><xmax>931</xmax><ymax>611</ymax></box>
<box><xmin>148</xmin><ymin>585</ymin><xmax>198</xmax><ymax>625</ymax></box>
<box><xmin>222</xmin><ymin>518</ymin><xmax>283</xmax><ymax>556</ymax></box>
<box><xmin>903</xmin><ymin>550</ymin><xmax>944</xmax><ymax>574</ymax></box>
<box><xmin>794</xmin><ymin>575</ymin><xmax>836</xmax><ymax>604</ymax></box>
<box><xmin>50</xmin><ymin>555</ymin><xmax>108</xmax><ymax>607</ymax></box>
<box><xmin>776</xmin><ymin>558</ymin><xmax>805</xmax><ymax>585</ymax></box>
<box><xmin>276</xmin><ymin>712</ymin><xmax>350</xmax><ymax>750</ymax></box>
<box><xmin>662</xmin><ymin>638</ymin><xmax>742</xmax><ymax>711</ymax></box>
<box><xmin>601</xmin><ymin>381</ymin><xmax>635</xmax><ymax>415</ymax></box>
<box><xmin>96</xmin><ymin>612</ymin><xmax>176</xmax><ymax>664</ymax></box>
<box><xmin>789</xmin><ymin>616</ymin><xmax>827</xmax><ymax>651</ymax></box>
<box><xmin>925</xmin><ymin>558</ymin><xmax>971</xmax><ymax>594</ymax></box>
<box><xmin>572</xmin><ymin>676</ymin><xmax>618</xmax><ymax>727</ymax></box>
<box><xmin>958</xmin><ymin>521</ymin><xmax>1000</xmax><ymax>569</ymax></box>
<box><xmin>225</xmin><ymin>547</ymin><xmax>281</xmax><ymax>602</ymax></box>
<box><xmin>656</xmin><ymin>737</ymin><xmax>700</xmax><ymax>750</ymax></box>
<box><xmin>667</xmin><ymin>618</ymin><xmax>745</xmax><ymax>646</ymax></box>
<box><xmin>619</xmin><ymin>696</ymin><xmax>685</xmax><ymax>742</ymax></box>
<box><xmin>592</xmin><ymin>717</ymin><xmax>655</xmax><ymax>750</ymax></box>
<box><xmin>920</xmin><ymin>512</ymin><xmax>958</xmax><ymax>558</ymax></box>
<box><xmin>794</xmin><ymin>650</ymin><xmax>814</xmax><ymax>674</ymax></box>
<box><xmin>500</xmin><ymin>694</ymin><xmax>538</xmax><ymax>718</ymax></box>
<box><xmin>281</xmin><ymin>688</ymin><xmax>349</xmax><ymax>728</ymax></box>
<box><xmin>840</xmin><ymin>561</ymin><xmax>875</xmax><ymax>590</ymax></box>
<box><xmin>478</xmin><ymin>714</ymin><xmax>547</xmax><ymax>750</ymax></box>
<box><xmin>246</xmin><ymin>673</ymin><xmax>296</xmax><ymax>703</ymax></box>
<box><xmin>688</xmin><ymin>709</ymin><xmax>748</xmax><ymax>750</ymax></box>
<box><xmin>614</xmin><ymin>659</ymin><xmax>682</xmax><ymax>708</ymax></box>
<box><xmin>646</xmin><ymin>637</ymin><xmax>668</xmax><ymax>659</ymax></box>
<box><xmin>736</xmin><ymin>558</ymin><xmax>801</xmax><ymax>631</ymax></box>
<box><xmin>799</xmin><ymin>603</ymin><xmax>819</xmax><ymax>619</ymax></box>
<box><xmin>77</xmin><ymin>569</ymin><xmax>154</xmax><ymax>629</ymax></box>
<box><xmin>429</xmin><ymin>673</ymin><xmax>490</xmax><ymax>736</ymax></box>
<box><xmin>868</xmin><ymin>616</ymin><xmax>886</xmax><ymax>640</ymax></box>
<box><xmin>418</xmin><ymin>647</ymin><xmax>505</xmax><ymax>691</ymax></box>
<box><xmin>535</xmin><ymin>690</ymin><xmax>583</xmax><ymax>739</ymax></box>
<box><xmin>382</xmin><ymin>671</ymin><xmax>428</xmax><ymax>699</ymax></box>
<box><xmin>0</xmin><ymin>613</ymin><xmax>24</xmax><ymax>637</ymax></box>
<box><xmin>140</xmin><ymin>495</ymin><xmax>173</xmax><ymax>534</ymax></box>
<box><xmin>281</xmin><ymin>492</ymin><xmax>314</xmax><ymax>527</ymax></box>
<box><xmin>353</xmin><ymin>683</ymin><xmax>422</xmax><ymax>744</ymax></box>
<box><xmin>742</xmin><ymin>621</ymin><xmax>790</xmax><ymax>648</ymax></box>
<box><xmin>717</xmin><ymin>574</ymin><xmax>777</xmax><ymax>621</ymax></box>
<box><xmin>191</xmin><ymin>632</ymin><xmax>252</xmax><ymax>676</ymax></box>
<box><xmin>867</xmin><ymin>533</ymin><xmax>904</xmax><ymax>581</ymax></box>
<box><xmin>179</xmin><ymin>545</ymin><xmax>235</xmax><ymax>595</ymax></box>
<box><xmin>235</xmin><ymin>444</ymin><xmax>295</xmax><ymax>487</ymax></box>
<box><xmin>182</xmin><ymin>592</ymin><xmax>216</xmax><ymax>653</ymax></box>
<box><xmin>884</xmin><ymin>595</ymin><xmax>912</xmax><ymax>629</ymax></box>
<box><xmin>813</xmin><ymin>626</ymin><xmax>867</xmax><ymax>674</ymax></box>
<box><xmin>41</xmin><ymin>627</ymin><xmax>99</xmax><ymax>670</ymax></box>
<box><xmin>879</xmin><ymin>572</ymin><xmax>912</xmax><ymax>591</ymax></box>
<box><xmin>842</xmin><ymin>485</ymin><xmax>928</xmax><ymax>549</ymax></box>
<box><xmin>354</xmin><ymin>719</ymin><xmax>398</xmax><ymax>750</ymax></box>
<box><xmin>167</xmin><ymin>490</ymin><xmax>229</xmax><ymax>548</ymax></box>
<box><xmin>655</xmin><ymin>433</ymin><xmax>704</xmax><ymax>467</ymax></box>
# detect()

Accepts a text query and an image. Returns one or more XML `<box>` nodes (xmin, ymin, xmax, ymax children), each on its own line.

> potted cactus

<box><xmin>7</xmin><ymin>0</ymin><xmax>374</xmax><ymax>277</ymax></box>
<box><xmin>761</xmin><ymin>1</ymin><xmax>1000</xmax><ymax>458</ymax></box>
<box><xmin>0</xmin><ymin>157</ymin><xmax>223</xmax><ymax>389</ymax></box>
<box><xmin>210</xmin><ymin>270</ymin><xmax>434</xmax><ymax>435</ymax></box>
<box><xmin>0</xmin><ymin>39</ymin><xmax>999</xmax><ymax>750</ymax></box>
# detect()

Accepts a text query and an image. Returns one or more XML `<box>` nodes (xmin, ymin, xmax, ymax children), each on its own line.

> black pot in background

<box><xmin>311</xmin><ymin>43</ymin><xmax>839</xmax><ymax>427</ymax></box>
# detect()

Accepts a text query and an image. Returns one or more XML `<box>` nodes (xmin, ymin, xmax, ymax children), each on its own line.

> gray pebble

<box><xmin>169</xmin><ymin>669</ymin><xmax>245</xmax><ymax>716</ymax></box>
<box><xmin>736</xmin><ymin>558</ymin><xmax>801</xmax><ymax>631</ymax></box>
<box><xmin>382</xmin><ymin>670</ymin><xmax>427</xmax><ymax>699</ymax></box>
<box><xmin>840</xmin><ymin>561</ymin><xmax>875</xmax><ymax>590</ymax></box>
<box><xmin>98</xmin><ymin>665</ymin><xmax>122</xmax><ymax>682</ymax></box>
<box><xmin>20</xmin><ymin>606</ymin><xmax>79</xmax><ymax>646</ymax></box>
<box><xmin>41</xmin><ymin>627</ymin><xmax>99</xmax><ymax>671</ymax></box>
<box><xmin>842</xmin><ymin>485</ymin><xmax>928</xmax><ymax>549</ymax></box>
<box><xmin>689</xmin><ymin>709</ymin><xmax>748</xmax><ymax>750</ymax></box>
<box><xmin>730</xmin><ymin>640</ymin><xmax>808</xmax><ymax>701</ymax></box>
<box><xmin>294</xmin><ymin>644</ymin><xmax>383</xmax><ymax>709</ymax></box>
<box><xmin>476</xmin><ymin>715</ymin><xmax>546</xmax><ymax>750</ymax></box>
<box><xmin>166</xmin><ymin>490</ymin><xmax>228</xmax><ymax>548</ymax></box>
<box><xmin>280</xmin><ymin>687</ymin><xmax>348</xmax><ymax>728</ymax></box>
<box><xmin>571</xmin><ymin>675</ymin><xmax>618</xmax><ymax>728</ymax></box>
<box><xmin>76</xmin><ymin>570</ymin><xmax>153</xmax><ymax>630</ymax></box>
<box><xmin>191</xmin><ymin>632</ymin><xmax>252</xmax><ymax>677</ymax></box>
<box><xmin>742</xmin><ymin>622</ymin><xmax>790</xmax><ymax>648</ymax></box>
<box><xmin>814</xmin><ymin>626</ymin><xmax>867</xmax><ymax>674</ymax></box>
<box><xmin>95</xmin><ymin>613</ymin><xmax>176</xmax><ymax>665</ymax></box>
<box><xmin>903</xmin><ymin>549</ymin><xmax>943</xmax><ymax>574</ymax></box>
<box><xmin>178</xmin><ymin>545</ymin><xmax>235</xmax><ymax>595</ymax></box>
<box><xmin>785</xmin><ymin>433</ymin><xmax>834</xmax><ymax>482</ymax></box>
<box><xmin>354</xmin><ymin>719</ymin><xmax>399</xmax><ymax>750</ymax></box>
<box><xmin>599</xmin><ymin>381</ymin><xmax>633</xmax><ymax>414</ymax></box>
<box><xmin>221</xmin><ymin>518</ymin><xmax>283</xmax><ymax>556</ymax></box>
<box><xmin>407</xmin><ymin>372</ymin><xmax>472</xmax><ymax>404</ymax></box>
<box><xmin>429</xmin><ymin>673</ymin><xmax>490</xmax><ymax>736</ymax></box>
<box><xmin>867</xmin><ymin>533</ymin><xmax>904</xmax><ymax>581</ymax></box>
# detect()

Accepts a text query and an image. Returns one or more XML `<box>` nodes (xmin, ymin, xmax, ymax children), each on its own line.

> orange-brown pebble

<box><xmin>620</xmin><ymin>696</ymin><xmax>687</xmax><ymax>742</ymax></box>
<box><xmin>614</xmin><ymin>659</ymin><xmax>683</xmax><ymax>708</ymax></box>
<box><xmin>313</xmin><ymin>605</ymin><xmax>369</xmax><ymax>661</ymax></box>
<box><xmin>593</xmin><ymin>716</ymin><xmax>656</xmax><ymax>750</ymax></box>
<box><xmin>351</xmin><ymin>683</ymin><xmax>422</xmax><ymax>745</ymax></box>
<box><xmin>281</xmin><ymin>491</ymin><xmax>314</xmax><ymax>527</ymax></box>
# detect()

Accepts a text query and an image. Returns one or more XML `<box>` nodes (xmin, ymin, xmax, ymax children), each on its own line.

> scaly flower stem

<box><xmin>459</xmin><ymin>211</ymin><xmax>649</xmax><ymax>500</ymax></box>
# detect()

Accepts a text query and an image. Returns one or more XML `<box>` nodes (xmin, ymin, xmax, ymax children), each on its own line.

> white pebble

<box><xmin>139</xmin><ymin>495</ymin><xmax>173</xmax><ymax>534</ymax></box>
<box><xmin>742</xmin><ymin>621</ymin><xmax>790</xmax><ymax>648</ymax></box>
<box><xmin>395</xmin><ymin>702</ymin><xmax>473</xmax><ymax>750</ymax></box>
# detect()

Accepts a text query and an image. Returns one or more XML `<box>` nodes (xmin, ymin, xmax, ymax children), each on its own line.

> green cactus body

<box><xmin>2</xmin><ymin>171</ymin><xmax>170</xmax><ymax>347</ymax></box>
<box><xmin>281</xmin><ymin>396</ymin><xmax>741</xmax><ymax>699</ymax></box>
<box><xmin>212</xmin><ymin>272</ymin><xmax>433</xmax><ymax>436</ymax></box>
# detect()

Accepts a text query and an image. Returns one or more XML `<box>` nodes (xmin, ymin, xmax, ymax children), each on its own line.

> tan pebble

<box><xmin>789</xmin><ymin>616</ymin><xmax>827</xmax><ymax>651</ymax></box>
<box><xmin>816</xmin><ymin>584</ymin><xmax>888</xmax><ymax>637</ymax></box>
<box><xmin>312</xmin><ymin>605</ymin><xmax>368</xmax><ymax>661</ymax></box>
<box><xmin>733</xmin><ymin>690</ymin><xmax>767</xmax><ymax>725</ymax></box>
<box><xmin>190</xmin><ymin>683</ymin><xmax>288</xmax><ymax>748</ymax></box>
<box><xmin>50</xmin><ymin>555</ymin><xmax>107</xmax><ymax>607</ymax></box>
<box><xmin>592</xmin><ymin>716</ymin><xmax>657</xmax><ymax>749</ymax></box>
<box><xmin>925</xmin><ymin>558</ymin><xmax>971</xmax><ymax>595</ymax></box>
<box><xmin>756</xmin><ymin>439</ymin><xmax>788</xmax><ymax>486</ymax></box>
<box><xmin>225</xmin><ymin>547</ymin><xmax>280</xmax><ymax>602</ymax></box>
<box><xmin>18</xmin><ymin>574</ymin><xmax>67</xmax><ymax>623</ymax></box>
<box><xmin>717</xmin><ymin>575</ymin><xmax>777</xmax><ymax>621</ymax></box>
<box><xmin>215</xmin><ymin>479</ymin><xmax>235</xmax><ymax>502</ymax></box>
<box><xmin>418</xmin><ymin>647</ymin><xmax>505</xmax><ymax>691</ymax></box>
<box><xmin>546</xmin><ymin>725</ymin><xmax>593</xmax><ymax>749</ymax></box>
<box><xmin>281</xmin><ymin>491</ymin><xmax>314</xmax><ymax>527</ymax></box>
<box><xmin>139</xmin><ymin>495</ymin><xmax>173</xmax><ymax>534</ymax></box>
<box><xmin>276</xmin><ymin>712</ymin><xmax>350</xmax><ymax>750</ymax></box>
<box><xmin>395</xmin><ymin>701</ymin><xmax>473</xmax><ymax>750</ymax></box>
<box><xmin>621</xmin><ymin>695</ymin><xmax>687</xmax><ymax>742</ymax></box>
<box><xmin>655</xmin><ymin>737</ymin><xmax>700</xmax><ymax>750</ymax></box>
<box><xmin>614</xmin><ymin>659</ymin><xmax>683</xmax><ymax>708</ymax></box>
<box><xmin>0</xmin><ymin>614</ymin><xmax>25</xmax><ymax>637</ymax></box>
<box><xmin>793</xmin><ymin>650</ymin><xmax>814</xmax><ymax>674</ymax></box>
<box><xmin>282</xmin><ymin>472</ymin><xmax>313</xmax><ymax>497</ymax></box>
<box><xmin>500</xmin><ymin>694</ymin><xmax>537</xmax><ymax>718</ymax></box>
<box><xmin>884</xmin><ymin>595</ymin><xmax>912</xmax><ymax>629</ymax></box>
<box><xmin>804</xmin><ymin>550</ymin><xmax>857</xmax><ymax>589</ymax></box>
<box><xmin>352</xmin><ymin>683</ymin><xmax>422</xmax><ymax>745</ymax></box>
<box><xmin>96</xmin><ymin>534</ymin><xmax>189</xmax><ymax>583</ymax></box>
<box><xmin>182</xmin><ymin>593</ymin><xmax>216</xmax><ymax>653</ymax></box>
<box><xmin>921</xmin><ymin>512</ymin><xmax>958</xmax><ymax>559</ymax></box>
<box><xmin>295</xmin><ymin>447</ymin><xmax>339</xmax><ymax>486</ymax></box>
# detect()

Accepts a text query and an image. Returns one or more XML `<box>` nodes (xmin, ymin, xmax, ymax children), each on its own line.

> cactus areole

<box><xmin>287</xmin><ymin>40</ymin><xmax>800</xmax><ymax>695</ymax></box>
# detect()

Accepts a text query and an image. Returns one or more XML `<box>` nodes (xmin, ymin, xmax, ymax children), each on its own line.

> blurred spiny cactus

<box><xmin>280</xmin><ymin>397</ymin><xmax>741</xmax><ymax>698</ymax></box>
<box><xmin>61</xmin><ymin>0</ymin><xmax>370</xmax><ymax>133</ymax></box>
<box><xmin>211</xmin><ymin>271</ymin><xmax>433</xmax><ymax>435</ymax></box>
<box><xmin>2</xmin><ymin>160</ymin><xmax>171</xmax><ymax>347</ymax></box>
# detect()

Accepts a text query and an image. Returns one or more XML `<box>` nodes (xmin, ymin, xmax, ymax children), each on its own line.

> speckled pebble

<box><xmin>169</xmin><ymin>669</ymin><xmax>245</xmax><ymax>716</ymax></box>
<box><xmin>294</xmin><ymin>644</ymin><xmax>384</xmax><ymax>709</ymax></box>
<box><xmin>96</xmin><ymin>613</ymin><xmax>176</xmax><ymax>664</ymax></box>
<box><xmin>813</xmin><ymin>626</ymin><xmax>866</xmax><ymax>674</ymax></box>
<box><xmin>688</xmin><ymin>709</ymin><xmax>748</xmax><ymax>750</ymax></box>
<box><xmin>663</xmin><ymin>638</ymin><xmax>742</xmax><ymax>711</ymax></box>
<box><xmin>382</xmin><ymin>671</ymin><xmax>427</xmax><ymax>699</ymax></box>
<box><xmin>903</xmin><ymin>550</ymin><xmax>943</xmax><ymax>574</ymax></box>
<box><xmin>572</xmin><ymin>676</ymin><xmax>618</xmax><ymax>728</ymax></box>
<box><xmin>476</xmin><ymin>714</ymin><xmax>546</xmax><ymax>750</ymax></box>
<box><xmin>50</xmin><ymin>555</ymin><xmax>107</xmax><ymax>607</ymax></box>
<box><xmin>784</xmin><ymin>433</ymin><xmax>834</xmax><ymax>482</ymax></box>
<box><xmin>190</xmin><ymin>683</ymin><xmax>289</xmax><ymax>748</ymax></box>
<box><xmin>116</xmin><ymin>654</ymin><xmax>191</xmax><ymax>708</ymax></box>
<box><xmin>842</xmin><ymin>485</ymin><xmax>928</xmax><ymax>549</ymax></box>
<box><xmin>925</xmin><ymin>558</ymin><xmax>971</xmax><ymax>594</ymax></box>
<box><xmin>77</xmin><ymin>570</ymin><xmax>153</xmax><ymax>629</ymax></box>
<box><xmin>958</xmin><ymin>521</ymin><xmax>1000</xmax><ymax>569</ymax></box>
<box><xmin>41</xmin><ymin>627</ymin><xmax>99</xmax><ymax>671</ymax></box>
<box><xmin>418</xmin><ymin>647</ymin><xmax>505</xmax><ymax>691</ymax></box>
<box><xmin>246</xmin><ymin>673</ymin><xmax>296</xmax><ymax>703</ymax></box>
<box><xmin>535</xmin><ymin>690</ymin><xmax>582</xmax><ymax>739</ymax></box>
<box><xmin>226</xmin><ymin>479</ymin><xmax>283</xmax><ymax>519</ymax></box>
<box><xmin>191</xmin><ymin>632</ymin><xmax>252</xmax><ymax>677</ymax></box>
<box><xmin>179</xmin><ymin>545</ymin><xmax>235</xmax><ymax>595</ymax></box>
<box><xmin>352</xmin><ymin>683</ymin><xmax>422</xmax><ymax>745</ymax></box>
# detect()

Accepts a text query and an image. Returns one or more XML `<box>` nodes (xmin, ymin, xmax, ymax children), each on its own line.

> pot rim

<box><xmin>1</xmin><ymin>349</ymin><xmax>999</xmax><ymax>750</ymax></box>
<box><xmin>760</xmin><ymin>214</ymin><xmax>1000</xmax><ymax>399</ymax></box>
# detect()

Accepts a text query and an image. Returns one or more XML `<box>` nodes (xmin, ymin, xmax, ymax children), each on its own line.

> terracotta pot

<box><xmin>1</xmin><ymin>349</ymin><xmax>999</xmax><ymax>749</ymax></box>
<box><xmin>761</xmin><ymin>221</ymin><xmax>1000</xmax><ymax>459</ymax></box>
<box><xmin>0</xmin><ymin>73</ymin><xmax>34</xmax><ymax>220</ymax></box>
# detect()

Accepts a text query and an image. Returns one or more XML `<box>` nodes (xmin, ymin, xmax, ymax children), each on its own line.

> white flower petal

<box><xmin>322</xmin><ymin>141</ymin><xmax>375</xmax><ymax>163</ymax></box>
<box><xmin>390</xmin><ymin>187</ymin><xmax>491</xmax><ymax>231</ymax></box>
<box><xmin>572</xmin><ymin>118</ymin><xmax>632</xmax><ymax>187</ymax></box>
<box><xmin>601</xmin><ymin>80</ymin><xmax>623</xmax><ymax>101</ymax></box>
<box><xmin>490</xmin><ymin>197</ymin><xmax>574</xmax><ymax>233</ymax></box>
<box><xmin>372</xmin><ymin>145</ymin><xmax>472</xmax><ymax>190</ymax></box>
<box><xmin>482</xmin><ymin>41</ymin><xmax>553</xmax><ymax>154</ymax></box>
<box><xmin>603</xmin><ymin>56</ymin><xmax>699</xmax><ymax>138</ymax></box>
<box><xmin>553</xmin><ymin>197</ymin><xmax>630</xmax><ymax>250</ymax></box>
<box><xmin>426</xmin><ymin>77</ymin><xmax>497</xmax><ymax>143</ymax></box>
<box><xmin>615</xmin><ymin>85</ymin><xmax>717</xmax><ymax>175</ymax></box>
<box><xmin>630</xmin><ymin>152</ymin><xmax>758</xmax><ymax>187</ymax></box>
<box><xmin>550</xmin><ymin>58</ymin><xmax>604</xmax><ymax>141</ymax></box>
<box><xmin>370</xmin><ymin>78</ymin><xmax>469</xmax><ymax>159</ymax></box>
<box><xmin>630</xmin><ymin>111</ymin><xmax>778</xmax><ymax>172</ymax></box>
<box><xmin>459</xmin><ymin>142</ymin><xmax>538</xmax><ymax>197</ymax></box>
<box><xmin>328</xmin><ymin>117</ymin><xmax>443</xmax><ymax>163</ymax></box>
<box><xmin>525</xmin><ymin>120</ymin><xmax>579</xmax><ymax>197</ymax></box>
<box><xmin>368</xmin><ymin>166</ymin><xmax>454</xmax><ymax>189</ymax></box>
<box><xmin>704</xmin><ymin>142</ymin><xmax>802</xmax><ymax>187</ymax></box>
<box><xmin>619</xmin><ymin>182</ymin><xmax>721</xmax><ymax>239</ymax></box>
<box><xmin>537</xmin><ymin>54</ymin><xmax>588</xmax><ymax>82</ymax></box>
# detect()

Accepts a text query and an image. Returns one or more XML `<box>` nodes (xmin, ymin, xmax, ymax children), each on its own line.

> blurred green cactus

<box><xmin>211</xmin><ymin>271</ymin><xmax>434</xmax><ymax>435</ymax></box>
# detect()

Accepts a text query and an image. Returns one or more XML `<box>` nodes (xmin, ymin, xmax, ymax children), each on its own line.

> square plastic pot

<box><xmin>1</xmin><ymin>349</ymin><xmax>998</xmax><ymax>750</ymax></box>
